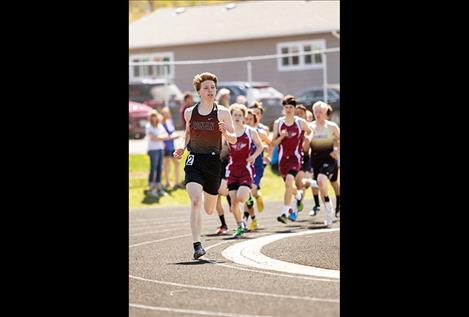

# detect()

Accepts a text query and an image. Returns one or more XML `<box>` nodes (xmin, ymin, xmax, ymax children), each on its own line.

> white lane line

<box><xmin>130</xmin><ymin>228</ymin><xmax>184</xmax><ymax>236</ymax></box>
<box><xmin>222</xmin><ymin>229</ymin><xmax>340</xmax><ymax>279</ymax></box>
<box><xmin>217</xmin><ymin>262</ymin><xmax>338</xmax><ymax>283</ymax></box>
<box><xmin>129</xmin><ymin>214</ymin><xmax>321</xmax><ymax>232</ymax></box>
<box><xmin>129</xmin><ymin>218</ymin><xmax>221</xmax><ymax>230</ymax></box>
<box><xmin>203</xmin><ymin>235</ymin><xmax>339</xmax><ymax>283</ymax></box>
<box><xmin>129</xmin><ymin>230</ymin><xmax>338</xmax><ymax>282</ymax></box>
<box><xmin>129</xmin><ymin>234</ymin><xmax>191</xmax><ymax>248</ymax></box>
<box><xmin>129</xmin><ymin>220</ymin><xmax>189</xmax><ymax>229</ymax></box>
<box><xmin>129</xmin><ymin>275</ymin><xmax>339</xmax><ymax>303</ymax></box>
<box><xmin>129</xmin><ymin>303</ymin><xmax>273</xmax><ymax>317</ymax></box>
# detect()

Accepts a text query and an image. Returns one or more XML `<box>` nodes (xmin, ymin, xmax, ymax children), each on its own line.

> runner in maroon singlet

<box><xmin>271</xmin><ymin>95</ymin><xmax>311</xmax><ymax>224</ymax></box>
<box><xmin>225</xmin><ymin>104</ymin><xmax>263</xmax><ymax>238</ymax></box>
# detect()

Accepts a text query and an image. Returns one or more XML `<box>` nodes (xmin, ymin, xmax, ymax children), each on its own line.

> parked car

<box><xmin>217</xmin><ymin>81</ymin><xmax>284</xmax><ymax>128</ymax></box>
<box><xmin>129</xmin><ymin>101</ymin><xmax>153</xmax><ymax>139</ymax></box>
<box><xmin>129</xmin><ymin>78</ymin><xmax>184</xmax><ymax>128</ymax></box>
<box><xmin>296</xmin><ymin>85</ymin><xmax>340</xmax><ymax>125</ymax></box>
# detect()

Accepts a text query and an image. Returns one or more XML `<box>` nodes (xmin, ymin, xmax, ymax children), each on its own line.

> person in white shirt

<box><xmin>146</xmin><ymin>110</ymin><xmax>171</xmax><ymax>197</ymax></box>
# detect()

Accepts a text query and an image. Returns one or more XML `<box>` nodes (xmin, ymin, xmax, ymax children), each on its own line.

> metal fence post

<box><xmin>323</xmin><ymin>52</ymin><xmax>328</xmax><ymax>104</ymax></box>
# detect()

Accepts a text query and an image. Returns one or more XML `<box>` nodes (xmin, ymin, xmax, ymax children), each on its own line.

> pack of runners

<box><xmin>173</xmin><ymin>72</ymin><xmax>340</xmax><ymax>259</ymax></box>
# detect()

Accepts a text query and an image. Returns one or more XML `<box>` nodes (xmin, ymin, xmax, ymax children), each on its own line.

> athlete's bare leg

<box><xmin>186</xmin><ymin>182</ymin><xmax>204</xmax><ymax>243</ymax></box>
<box><xmin>332</xmin><ymin>181</ymin><xmax>340</xmax><ymax>196</ymax></box>
<box><xmin>203</xmin><ymin>192</ymin><xmax>218</xmax><ymax>215</ymax></box>
<box><xmin>283</xmin><ymin>174</ymin><xmax>296</xmax><ymax>206</ymax></box>
<box><xmin>317</xmin><ymin>174</ymin><xmax>330</xmax><ymax>198</ymax></box>
<box><xmin>216</xmin><ymin>195</ymin><xmax>224</xmax><ymax>215</ymax></box>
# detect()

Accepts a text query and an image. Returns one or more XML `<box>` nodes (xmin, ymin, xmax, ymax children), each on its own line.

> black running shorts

<box><xmin>227</xmin><ymin>183</ymin><xmax>251</xmax><ymax>192</ymax></box>
<box><xmin>282</xmin><ymin>169</ymin><xmax>299</xmax><ymax>181</ymax></box>
<box><xmin>301</xmin><ymin>153</ymin><xmax>312</xmax><ymax>173</ymax></box>
<box><xmin>184</xmin><ymin>152</ymin><xmax>222</xmax><ymax>195</ymax></box>
<box><xmin>312</xmin><ymin>158</ymin><xmax>338</xmax><ymax>182</ymax></box>
<box><xmin>220</xmin><ymin>158</ymin><xmax>229</xmax><ymax>180</ymax></box>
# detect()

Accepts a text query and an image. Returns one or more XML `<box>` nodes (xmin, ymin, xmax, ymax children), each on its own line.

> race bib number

<box><xmin>186</xmin><ymin>154</ymin><xmax>195</xmax><ymax>166</ymax></box>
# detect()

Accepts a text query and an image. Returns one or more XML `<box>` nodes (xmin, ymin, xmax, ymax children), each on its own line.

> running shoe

<box><xmin>246</xmin><ymin>195</ymin><xmax>254</xmax><ymax>209</ymax></box>
<box><xmin>309</xmin><ymin>205</ymin><xmax>320</xmax><ymax>217</ymax></box>
<box><xmin>148</xmin><ymin>188</ymin><xmax>159</xmax><ymax>197</ymax></box>
<box><xmin>193</xmin><ymin>243</ymin><xmax>206</xmax><ymax>260</ymax></box>
<box><xmin>297</xmin><ymin>200</ymin><xmax>304</xmax><ymax>212</ymax></box>
<box><xmin>247</xmin><ymin>219</ymin><xmax>258</xmax><ymax>231</ymax></box>
<box><xmin>233</xmin><ymin>226</ymin><xmax>245</xmax><ymax>238</ymax></box>
<box><xmin>288</xmin><ymin>211</ymin><xmax>297</xmax><ymax>222</ymax></box>
<box><xmin>335</xmin><ymin>206</ymin><xmax>340</xmax><ymax>219</ymax></box>
<box><xmin>174</xmin><ymin>182</ymin><xmax>185</xmax><ymax>189</ymax></box>
<box><xmin>157</xmin><ymin>189</ymin><xmax>168</xmax><ymax>197</ymax></box>
<box><xmin>277</xmin><ymin>214</ymin><xmax>288</xmax><ymax>224</ymax></box>
<box><xmin>255</xmin><ymin>194</ymin><xmax>264</xmax><ymax>212</ymax></box>
<box><xmin>215</xmin><ymin>225</ymin><xmax>228</xmax><ymax>235</ymax></box>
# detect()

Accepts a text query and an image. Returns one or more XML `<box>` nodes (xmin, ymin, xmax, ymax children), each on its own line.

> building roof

<box><xmin>129</xmin><ymin>1</ymin><xmax>340</xmax><ymax>49</ymax></box>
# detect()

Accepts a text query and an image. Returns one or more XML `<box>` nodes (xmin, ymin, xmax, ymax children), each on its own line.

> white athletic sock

<box><xmin>306</xmin><ymin>178</ymin><xmax>319</xmax><ymax>188</ymax></box>
<box><xmin>282</xmin><ymin>205</ymin><xmax>291</xmax><ymax>215</ymax></box>
<box><xmin>295</xmin><ymin>190</ymin><xmax>303</xmax><ymax>200</ymax></box>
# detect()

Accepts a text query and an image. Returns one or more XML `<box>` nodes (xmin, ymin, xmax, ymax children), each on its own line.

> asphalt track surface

<box><xmin>129</xmin><ymin>199</ymin><xmax>340</xmax><ymax>317</ymax></box>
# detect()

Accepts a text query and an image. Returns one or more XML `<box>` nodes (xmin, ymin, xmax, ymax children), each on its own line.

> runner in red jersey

<box><xmin>271</xmin><ymin>95</ymin><xmax>311</xmax><ymax>224</ymax></box>
<box><xmin>226</xmin><ymin>104</ymin><xmax>263</xmax><ymax>238</ymax></box>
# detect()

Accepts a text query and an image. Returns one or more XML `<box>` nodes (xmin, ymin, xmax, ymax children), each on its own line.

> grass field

<box><xmin>129</xmin><ymin>153</ymin><xmax>338</xmax><ymax>209</ymax></box>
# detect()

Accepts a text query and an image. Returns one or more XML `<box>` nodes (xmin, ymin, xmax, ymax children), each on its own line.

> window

<box><xmin>129</xmin><ymin>52</ymin><xmax>174</xmax><ymax>80</ymax></box>
<box><xmin>277</xmin><ymin>40</ymin><xmax>325</xmax><ymax>71</ymax></box>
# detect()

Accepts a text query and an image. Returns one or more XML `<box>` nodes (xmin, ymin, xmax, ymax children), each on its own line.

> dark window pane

<box><xmin>281</xmin><ymin>47</ymin><xmax>289</xmax><ymax>66</ymax></box>
<box><xmin>305</xmin><ymin>54</ymin><xmax>312</xmax><ymax>64</ymax></box>
<box><xmin>141</xmin><ymin>58</ymin><xmax>150</xmax><ymax>76</ymax></box>
<box><xmin>163</xmin><ymin>57</ymin><xmax>170</xmax><ymax>75</ymax></box>
<box><xmin>314</xmin><ymin>53</ymin><xmax>322</xmax><ymax>64</ymax></box>
<box><xmin>133</xmin><ymin>59</ymin><xmax>140</xmax><ymax>77</ymax></box>
<box><xmin>292</xmin><ymin>47</ymin><xmax>299</xmax><ymax>65</ymax></box>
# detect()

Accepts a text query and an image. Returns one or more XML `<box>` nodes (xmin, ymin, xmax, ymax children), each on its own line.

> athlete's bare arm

<box><xmin>303</xmin><ymin>130</ymin><xmax>312</xmax><ymax>153</ymax></box>
<box><xmin>331</xmin><ymin>122</ymin><xmax>340</xmax><ymax>145</ymax></box>
<box><xmin>173</xmin><ymin>107</ymin><xmax>193</xmax><ymax>159</ymax></box>
<box><xmin>257</xmin><ymin>128</ymin><xmax>272</xmax><ymax>160</ymax></box>
<box><xmin>299</xmin><ymin>118</ymin><xmax>312</xmax><ymax>135</ymax></box>
<box><xmin>246</xmin><ymin>128</ymin><xmax>264</xmax><ymax>164</ymax></box>
<box><xmin>218</xmin><ymin>107</ymin><xmax>237</xmax><ymax>144</ymax></box>
<box><xmin>330</xmin><ymin>122</ymin><xmax>340</xmax><ymax>159</ymax></box>
<box><xmin>271</xmin><ymin>119</ymin><xmax>287</xmax><ymax>146</ymax></box>
<box><xmin>257</xmin><ymin>128</ymin><xmax>271</xmax><ymax>145</ymax></box>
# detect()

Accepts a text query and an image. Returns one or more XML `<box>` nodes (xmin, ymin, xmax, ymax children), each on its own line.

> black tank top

<box><xmin>188</xmin><ymin>103</ymin><xmax>222</xmax><ymax>155</ymax></box>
